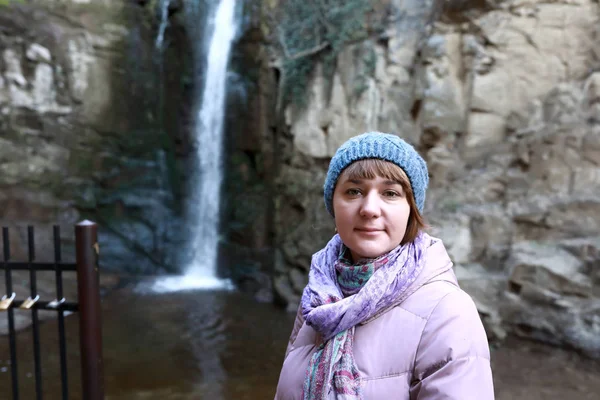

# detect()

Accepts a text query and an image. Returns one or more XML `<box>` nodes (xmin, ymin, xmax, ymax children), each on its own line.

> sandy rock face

<box><xmin>273</xmin><ymin>0</ymin><xmax>600</xmax><ymax>357</ymax></box>
<box><xmin>0</xmin><ymin>0</ymin><xmax>184</xmax><ymax>272</ymax></box>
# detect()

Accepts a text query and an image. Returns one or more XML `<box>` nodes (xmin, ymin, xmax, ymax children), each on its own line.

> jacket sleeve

<box><xmin>410</xmin><ymin>288</ymin><xmax>495</xmax><ymax>400</ymax></box>
<box><xmin>284</xmin><ymin>304</ymin><xmax>305</xmax><ymax>358</ymax></box>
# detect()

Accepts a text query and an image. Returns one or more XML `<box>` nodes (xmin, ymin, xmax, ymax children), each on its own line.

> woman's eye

<box><xmin>346</xmin><ymin>188</ymin><xmax>361</xmax><ymax>196</ymax></box>
<box><xmin>383</xmin><ymin>190</ymin><xmax>401</xmax><ymax>198</ymax></box>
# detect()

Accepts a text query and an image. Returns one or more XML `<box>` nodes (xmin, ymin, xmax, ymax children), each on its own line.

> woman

<box><xmin>275</xmin><ymin>132</ymin><xmax>494</xmax><ymax>399</ymax></box>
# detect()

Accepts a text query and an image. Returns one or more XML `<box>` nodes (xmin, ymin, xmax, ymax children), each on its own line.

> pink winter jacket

<box><xmin>275</xmin><ymin>239</ymin><xmax>494</xmax><ymax>399</ymax></box>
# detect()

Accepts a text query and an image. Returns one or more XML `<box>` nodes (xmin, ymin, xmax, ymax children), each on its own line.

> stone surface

<box><xmin>3</xmin><ymin>0</ymin><xmax>600</xmax><ymax>360</ymax></box>
<box><xmin>270</xmin><ymin>0</ymin><xmax>600</xmax><ymax>358</ymax></box>
<box><xmin>0</xmin><ymin>0</ymin><xmax>190</xmax><ymax>273</ymax></box>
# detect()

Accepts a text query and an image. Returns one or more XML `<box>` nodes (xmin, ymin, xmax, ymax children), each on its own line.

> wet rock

<box><xmin>0</xmin><ymin>0</ymin><xmax>188</xmax><ymax>274</ymax></box>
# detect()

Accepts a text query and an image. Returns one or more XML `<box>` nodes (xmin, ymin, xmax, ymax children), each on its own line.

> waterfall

<box><xmin>155</xmin><ymin>0</ymin><xmax>171</xmax><ymax>50</ymax></box>
<box><xmin>186</xmin><ymin>0</ymin><xmax>237</xmax><ymax>283</ymax></box>
<box><xmin>152</xmin><ymin>0</ymin><xmax>237</xmax><ymax>293</ymax></box>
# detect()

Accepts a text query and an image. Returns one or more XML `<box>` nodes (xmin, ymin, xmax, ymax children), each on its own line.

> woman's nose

<box><xmin>359</xmin><ymin>191</ymin><xmax>381</xmax><ymax>218</ymax></box>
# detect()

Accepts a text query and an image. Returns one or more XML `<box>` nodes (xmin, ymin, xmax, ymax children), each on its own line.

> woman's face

<box><xmin>333</xmin><ymin>172</ymin><xmax>410</xmax><ymax>262</ymax></box>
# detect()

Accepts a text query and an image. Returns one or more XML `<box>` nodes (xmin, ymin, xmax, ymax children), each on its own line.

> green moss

<box><xmin>0</xmin><ymin>0</ymin><xmax>24</xmax><ymax>7</ymax></box>
<box><xmin>353</xmin><ymin>44</ymin><xmax>377</xmax><ymax>97</ymax></box>
<box><xmin>271</xmin><ymin>0</ymin><xmax>379</xmax><ymax>107</ymax></box>
<box><xmin>30</xmin><ymin>0</ymin><xmax>129</xmax><ymax>24</ymax></box>
<box><xmin>442</xmin><ymin>199</ymin><xmax>461</xmax><ymax>213</ymax></box>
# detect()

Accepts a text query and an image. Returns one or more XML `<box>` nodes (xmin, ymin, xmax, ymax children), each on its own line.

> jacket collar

<box><xmin>396</xmin><ymin>236</ymin><xmax>456</xmax><ymax>304</ymax></box>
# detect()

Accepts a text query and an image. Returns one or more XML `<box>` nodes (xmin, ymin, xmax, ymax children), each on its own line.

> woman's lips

<box><xmin>355</xmin><ymin>228</ymin><xmax>382</xmax><ymax>235</ymax></box>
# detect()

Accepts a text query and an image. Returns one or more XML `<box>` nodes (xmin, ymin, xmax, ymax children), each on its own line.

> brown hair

<box><xmin>338</xmin><ymin>159</ymin><xmax>427</xmax><ymax>244</ymax></box>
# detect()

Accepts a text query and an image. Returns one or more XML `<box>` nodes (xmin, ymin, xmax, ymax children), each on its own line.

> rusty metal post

<box><xmin>75</xmin><ymin>220</ymin><xmax>104</xmax><ymax>400</ymax></box>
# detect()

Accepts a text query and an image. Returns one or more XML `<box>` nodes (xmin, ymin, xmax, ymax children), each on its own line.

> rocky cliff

<box><xmin>270</xmin><ymin>0</ymin><xmax>600</xmax><ymax>358</ymax></box>
<box><xmin>1</xmin><ymin>0</ymin><xmax>599</xmax><ymax>359</ymax></box>
<box><xmin>0</xmin><ymin>0</ymin><xmax>190</xmax><ymax>271</ymax></box>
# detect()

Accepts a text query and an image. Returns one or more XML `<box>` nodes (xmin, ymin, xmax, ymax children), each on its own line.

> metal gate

<box><xmin>1</xmin><ymin>220</ymin><xmax>104</xmax><ymax>400</ymax></box>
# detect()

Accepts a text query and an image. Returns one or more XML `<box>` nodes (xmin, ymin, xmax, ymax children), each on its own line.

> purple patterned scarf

<box><xmin>301</xmin><ymin>231</ymin><xmax>432</xmax><ymax>399</ymax></box>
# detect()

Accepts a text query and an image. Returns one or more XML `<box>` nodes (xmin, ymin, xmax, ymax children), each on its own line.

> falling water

<box><xmin>153</xmin><ymin>0</ymin><xmax>237</xmax><ymax>292</ymax></box>
<box><xmin>155</xmin><ymin>0</ymin><xmax>171</xmax><ymax>50</ymax></box>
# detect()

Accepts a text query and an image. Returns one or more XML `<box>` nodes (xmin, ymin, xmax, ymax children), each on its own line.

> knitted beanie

<box><xmin>324</xmin><ymin>132</ymin><xmax>429</xmax><ymax>216</ymax></box>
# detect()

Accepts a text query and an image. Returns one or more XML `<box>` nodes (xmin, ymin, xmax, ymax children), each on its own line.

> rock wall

<box><xmin>271</xmin><ymin>0</ymin><xmax>600</xmax><ymax>358</ymax></box>
<box><xmin>218</xmin><ymin>4</ymin><xmax>279</xmax><ymax>301</ymax></box>
<box><xmin>0</xmin><ymin>0</ymin><xmax>190</xmax><ymax>271</ymax></box>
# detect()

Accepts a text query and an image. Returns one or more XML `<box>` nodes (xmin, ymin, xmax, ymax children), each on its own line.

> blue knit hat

<box><xmin>324</xmin><ymin>132</ymin><xmax>429</xmax><ymax>215</ymax></box>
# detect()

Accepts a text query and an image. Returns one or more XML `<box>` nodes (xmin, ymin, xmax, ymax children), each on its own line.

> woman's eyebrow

<box><xmin>383</xmin><ymin>179</ymin><xmax>403</xmax><ymax>185</ymax></box>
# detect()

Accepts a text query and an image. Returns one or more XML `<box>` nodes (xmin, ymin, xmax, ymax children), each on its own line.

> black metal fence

<box><xmin>0</xmin><ymin>220</ymin><xmax>104</xmax><ymax>400</ymax></box>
